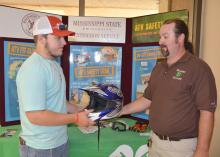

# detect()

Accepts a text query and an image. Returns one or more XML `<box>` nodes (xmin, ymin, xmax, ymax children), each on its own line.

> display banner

<box><xmin>131</xmin><ymin>46</ymin><xmax>165</xmax><ymax>120</ymax></box>
<box><xmin>69</xmin><ymin>45</ymin><xmax>122</xmax><ymax>105</ymax></box>
<box><xmin>0</xmin><ymin>6</ymin><xmax>61</xmax><ymax>39</ymax></box>
<box><xmin>68</xmin><ymin>17</ymin><xmax>126</xmax><ymax>43</ymax></box>
<box><xmin>4</xmin><ymin>41</ymin><xmax>35</xmax><ymax>122</ymax></box>
<box><xmin>132</xmin><ymin>10</ymin><xmax>188</xmax><ymax>43</ymax></box>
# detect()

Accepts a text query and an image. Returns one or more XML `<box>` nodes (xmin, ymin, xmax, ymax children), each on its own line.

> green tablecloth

<box><xmin>0</xmin><ymin>118</ymin><xmax>150</xmax><ymax>157</ymax></box>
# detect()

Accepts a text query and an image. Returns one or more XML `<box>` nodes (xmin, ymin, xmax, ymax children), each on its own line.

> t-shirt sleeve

<box><xmin>192</xmin><ymin>61</ymin><xmax>217</xmax><ymax>112</ymax></box>
<box><xmin>16</xmin><ymin>64</ymin><xmax>46</xmax><ymax>111</ymax></box>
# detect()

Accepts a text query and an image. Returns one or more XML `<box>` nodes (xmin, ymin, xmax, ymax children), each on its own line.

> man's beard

<box><xmin>160</xmin><ymin>45</ymin><xmax>169</xmax><ymax>57</ymax></box>
<box><xmin>45</xmin><ymin>42</ymin><xmax>60</xmax><ymax>59</ymax></box>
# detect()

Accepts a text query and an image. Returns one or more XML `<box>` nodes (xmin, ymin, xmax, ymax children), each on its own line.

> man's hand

<box><xmin>74</xmin><ymin>109</ymin><xmax>95</xmax><ymax>127</ymax></box>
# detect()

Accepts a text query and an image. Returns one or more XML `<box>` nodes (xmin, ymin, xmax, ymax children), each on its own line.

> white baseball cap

<box><xmin>33</xmin><ymin>16</ymin><xmax>75</xmax><ymax>37</ymax></box>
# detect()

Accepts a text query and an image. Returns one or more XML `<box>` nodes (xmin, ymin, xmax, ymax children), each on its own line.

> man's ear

<box><xmin>178</xmin><ymin>33</ymin><xmax>185</xmax><ymax>43</ymax></box>
<box><xmin>38</xmin><ymin>35</ymin><xmax>47</xmax><ymax>44</ymax></box>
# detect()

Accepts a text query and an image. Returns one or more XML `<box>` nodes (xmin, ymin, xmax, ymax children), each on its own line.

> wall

<box><xmin>200</xmin><ymin>0</ymin><xmax>220</xmax><ymax>156</ymax></box>
<box><xmin>0</xmin><ymin>0</ymin><xmax>159</xmax><ymax>17</ymax></box>
<box><xmin>171</xmin><ymin>0</ymin><xmax>194</xmax><ymax>42</ymax></box>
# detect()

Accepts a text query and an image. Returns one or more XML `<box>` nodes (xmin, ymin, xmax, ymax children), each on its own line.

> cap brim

<box><xmin>52</xmin><ymin>30</ymin><xmax>75</xmax><ymax>37</ymax></box>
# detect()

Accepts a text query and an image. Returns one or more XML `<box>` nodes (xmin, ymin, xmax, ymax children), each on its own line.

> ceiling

<box><xmin>0</xmin><ymin>0</ymin><xmax>160</xmax><ymax>17</ymax></box>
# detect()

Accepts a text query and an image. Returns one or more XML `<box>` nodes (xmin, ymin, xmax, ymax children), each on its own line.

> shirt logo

<box><xmin>173</xmin><ymin>69</ymin><xmax>186</xmax><ymax>80</ymax></box>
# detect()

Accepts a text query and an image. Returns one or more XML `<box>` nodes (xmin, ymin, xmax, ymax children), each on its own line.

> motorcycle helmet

<box><xmin>80</xmin><ymin>83</ymin><xmax>123</xmax><ymax>121</ymax></box>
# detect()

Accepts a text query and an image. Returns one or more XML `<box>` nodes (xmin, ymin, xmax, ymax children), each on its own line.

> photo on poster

<box><xmin>4</xmin><ymin>41</ymin><xmax>35</xmax><ymax>122</ymax></box>
<box><xmin>131</xmin><ymin>46</ymin><xmax>165</xmax><ymax>120</ymax></box>
<box><xmin>69</xmin><ymin>45</ymin><xmax>122</xmax><ymax>108</ymax></box>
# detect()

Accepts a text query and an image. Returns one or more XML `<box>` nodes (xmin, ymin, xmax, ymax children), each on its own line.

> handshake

<box><xmin>73</xmin><ymin>108</ymin><xmax>122</xmax><ymax>127</ymax></box>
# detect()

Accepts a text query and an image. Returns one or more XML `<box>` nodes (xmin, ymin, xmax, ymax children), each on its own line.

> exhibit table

<box><xmin>0</xmin><ymin>118</ymin><xmax>150</xmax><ymax>157</ymax></box>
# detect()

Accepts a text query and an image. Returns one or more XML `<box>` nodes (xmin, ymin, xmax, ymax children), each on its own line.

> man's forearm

<box><xmin>121</xmin><ymin>96</ymin><xmax>151</xmax><ymax>116</ymax></box>
<box><xmin>196</xmin><ymin>110</ymin><xmax>214</xmax><ymax>152</ymax></box>
<box><xmin>26</xmin><ymin>110</ymin><xmax>77</xmax><ymax>126</ymax></box>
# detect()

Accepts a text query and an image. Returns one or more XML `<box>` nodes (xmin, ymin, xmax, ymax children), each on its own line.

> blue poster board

<box><xmin>69</xmin><ymin>45</ymin><xmax>122</xmax><ymax>104</ymax></box>
<box><xmin>131</xmin><ymin>46</ymin><xmax>163</xmax><ymax>120</ymax></box>
<box><xmin>4</xmin><ymin>41</ymin><xmax>35</xmax><ymax>122</ymax></box>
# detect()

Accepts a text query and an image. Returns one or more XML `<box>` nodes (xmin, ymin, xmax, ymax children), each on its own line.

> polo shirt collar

<box><xmin>177</xmin><ymin>51</ymin><xmax>192</xmax><ymax>63</ymax></box>
<box><xmin>161</xmin><ymin>51</ymin><xmax>192</xmax><ymax>67</ymax></box>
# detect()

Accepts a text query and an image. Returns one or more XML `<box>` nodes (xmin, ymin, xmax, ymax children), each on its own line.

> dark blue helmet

<box><xmin>80</xmin><ymin>83</ymin><xmax>123</xmax><ymax>121</ymax></box>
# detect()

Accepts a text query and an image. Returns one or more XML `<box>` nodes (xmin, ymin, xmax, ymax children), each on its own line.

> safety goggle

<box><xmin>112</xmin><ymin>121</ymin><xmax>128</xmax><ymax>132</ymax></box>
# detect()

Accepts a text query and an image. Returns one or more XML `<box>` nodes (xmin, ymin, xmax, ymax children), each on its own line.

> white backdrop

<box><xmin>0</xmin><ymin>6</ymin><xmax>61</xmax><ymax>39</ymax></box>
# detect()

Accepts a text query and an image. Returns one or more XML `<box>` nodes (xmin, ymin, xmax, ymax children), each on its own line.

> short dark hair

<box><xmin>33</xmin><ymin>34</ymin><xmax>48</xmax><ymax>44</ymax></box>
<box><xmin>163</xmin><ymin>19</ymin><xmax>193</xmax><ymax>54</ymax></box>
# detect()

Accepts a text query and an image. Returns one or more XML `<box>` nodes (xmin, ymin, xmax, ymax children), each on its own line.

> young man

<box><xmin>16</xmin><ymin>16</ymin><xmax>94</xmax><ymax>157</ymax></box>
<box><xmin>121</xmin><ymin>19</ymin><xmax>217</xmax><ymax>157</ymax></box>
